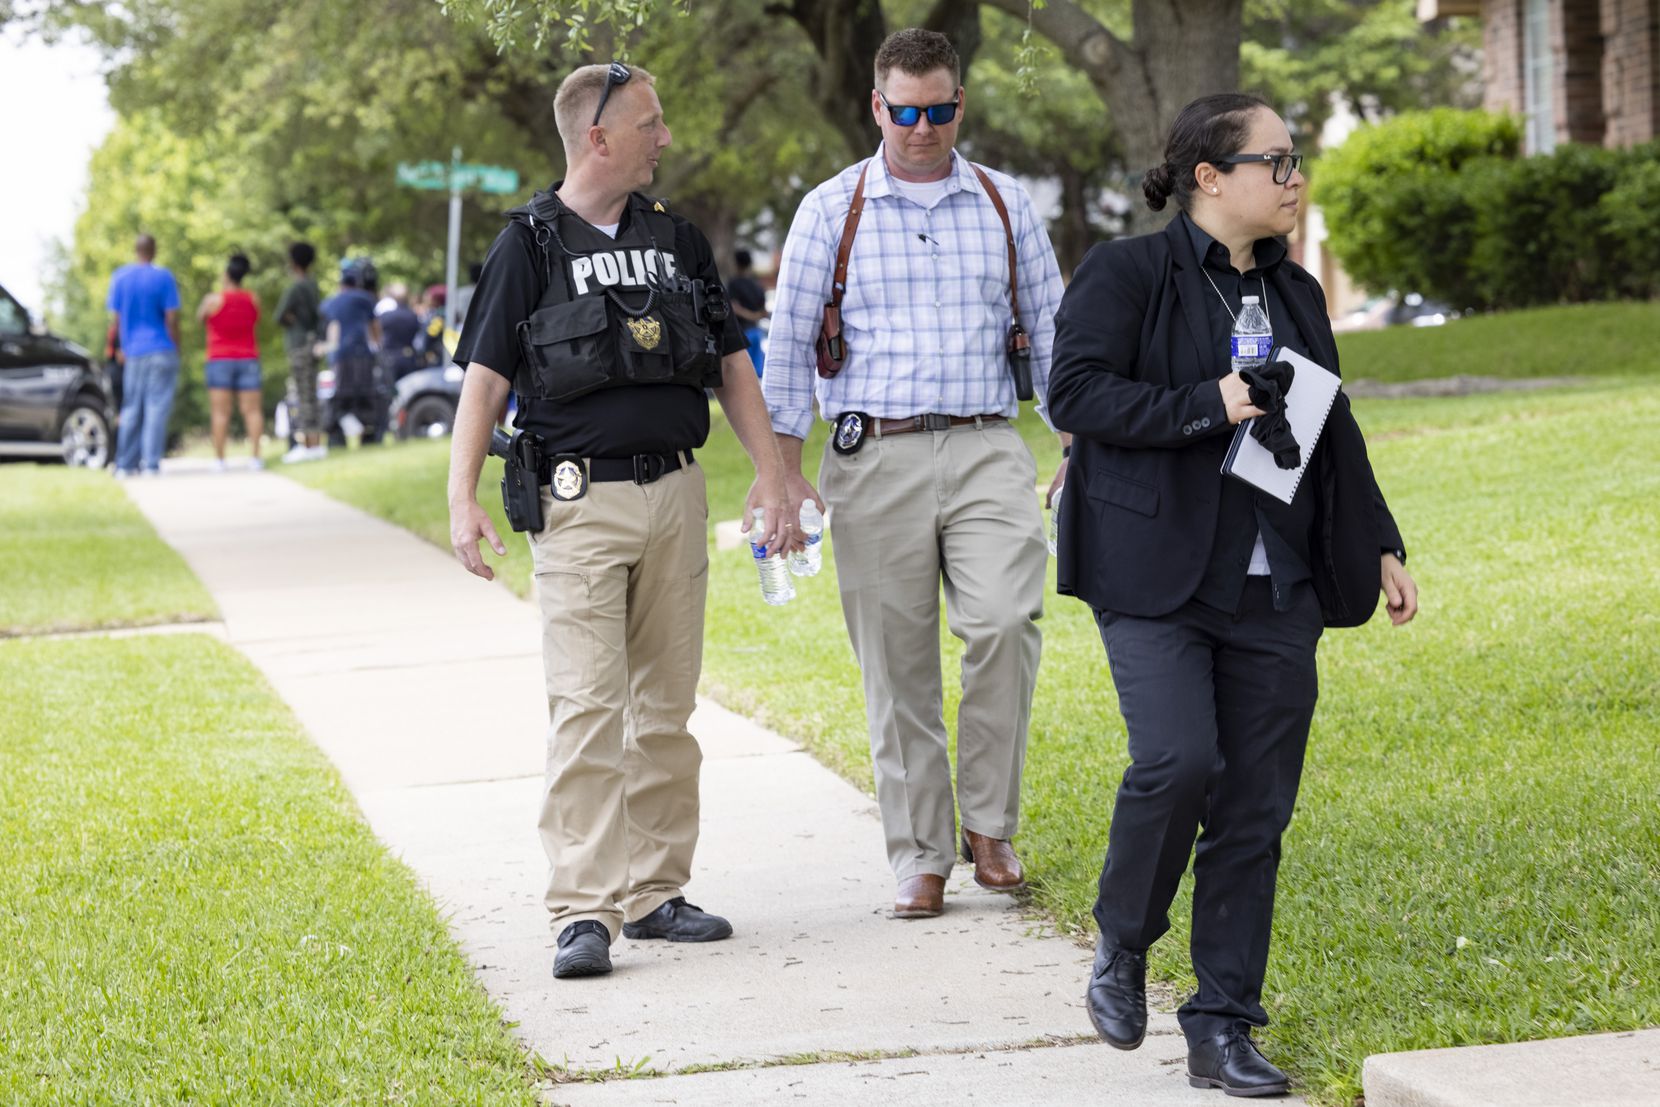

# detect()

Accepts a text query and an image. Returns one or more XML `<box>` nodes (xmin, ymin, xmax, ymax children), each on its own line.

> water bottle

<box><xmin>1047</xmin><ymin>482</ymin><xmax>1063</xmax><ymax>557</ymax></box>
<box><xmin>748</xmin><ymin>507</ymin><xmax>796</xmax><ymax>605</ymax></box>
<box><xmin>1231</xmin><ymin>295</ymin><xmax>1272</xmax><ymax>376</ymax></box>
<box><xmin>787</xmin><ymin>500</ymin><xmax>824</xmax><ymax>577</ymax></box>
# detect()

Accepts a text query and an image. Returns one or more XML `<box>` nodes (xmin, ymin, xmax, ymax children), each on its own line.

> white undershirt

<box><xmin>890</xmin><ymin>176</ymin><xmax>950</xmax><ymax>209</ymax></box>
<box><xmin>1248</xmin><ymin>533</ymin><xmax>1270</xmax><ymax>576</ymax></box>
<box><xmin>593</xmin><ymin>222</ymin><xmax>620</xmax><ymax>239</ymax></box>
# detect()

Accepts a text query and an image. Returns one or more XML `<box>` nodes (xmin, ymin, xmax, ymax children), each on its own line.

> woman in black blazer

<box><xmin>1047</xmin><ymin>94</ymin><xmax>1418</xmax><ymax>1096</ymax></box>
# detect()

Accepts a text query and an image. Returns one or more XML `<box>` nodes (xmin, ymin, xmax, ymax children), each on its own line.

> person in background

<box><xmin>107</xmin><ymin>233</ymin><xmax>182</xmax><ymax>477</ymax></box>
<box><xmin>726</xmin><ymin>248</ymin><xmax>768</xmax><ymax>376</ymax></box>
<box><xmin>416</xmin><ymin>284</ymin><xmax>448</xmax><ymax>368</ymax></box>
<box><xmin>102</xmin><ymin>321</ymin><xmax>124</xmax><ymax>416</ymax></box>
<box><xmin>320</xmin><ymin>264</ymin><xmax>383</xmax><ymax>445</ymax></box>
<box><xmin>277</xmin><ymin>242</ymin><xmax>325</xmax><ymax>463</ymax></box>
<box><xmin>198</xmin><ymin>252</ymin><xmax>265</xmax><ymax>469</ymax></box>
<box><xmin>377</xmin><ymin>282</ymin><xmax>422</xmax><ymax>382</ymax></box>
<box><xmin>452</xmin><ymin>261</ymin><xmax>483</xmax><ymax>330</ymax></box>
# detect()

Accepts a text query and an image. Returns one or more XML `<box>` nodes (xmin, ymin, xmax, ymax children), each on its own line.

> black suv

<box><xmin>0</xmin><ymin>283</ymin><xmax>114</xmax><ymax>468</ymax></box>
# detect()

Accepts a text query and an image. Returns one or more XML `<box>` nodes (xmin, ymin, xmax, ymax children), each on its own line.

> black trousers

<box><xmin>1092</xmin><ymin>578</ymin><xmax>1323</xmax><ymax>1043</ymax></box>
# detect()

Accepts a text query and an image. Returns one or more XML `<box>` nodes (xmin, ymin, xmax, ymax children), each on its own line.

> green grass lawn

<box><xmin>0</xmin><ymin>633</ymin><xmax>541</xmax><ymax>1105</ymax></box>
<box><xmin>0</xmin><ymin>466</ymin><xmax>217</xmax><ymax>636</ymax></box>
<box><xmin>277</xmin><ymin>304</ymin><xmax>1660</xmax><ymax>1104</ymax></box>
<box><xmin>1336</xmin><ymin>300</ymin><xmax>1660</xmax><ymax>383</ymax></box>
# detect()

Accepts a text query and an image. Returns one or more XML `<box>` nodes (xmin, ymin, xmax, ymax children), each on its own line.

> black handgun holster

<box><xmin>499</xmin><ymin>430</ymin><xmax>545</xmax><ymax>534</ymax></box>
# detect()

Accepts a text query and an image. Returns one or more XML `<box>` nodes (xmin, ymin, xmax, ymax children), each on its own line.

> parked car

<box><xmin>0</xmin><ymin>282</ymin><xmax>114</xmax><ymax>468</ymax></box>
<box><xmin>1333</xmin><ymin>292</ymin><xmax>1459</xmax><ymax>333</ymax></box>
<box><xmin>390</xmin><ymin>363</ymin><xmax>463</xmax><ymax>440</ymax></box>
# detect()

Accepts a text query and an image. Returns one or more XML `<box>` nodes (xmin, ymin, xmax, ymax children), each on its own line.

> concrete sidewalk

<box><xmin>125</xmin><ymin>466</ymin><xmax>1296</xmax><ymax>1105</ymax></box>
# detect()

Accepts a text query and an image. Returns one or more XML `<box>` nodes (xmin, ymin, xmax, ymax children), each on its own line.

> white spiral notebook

<box><xmin>1220</xmin><ymin>348</ymin><xmax>1343</xmax><ymax>505</ymax></box>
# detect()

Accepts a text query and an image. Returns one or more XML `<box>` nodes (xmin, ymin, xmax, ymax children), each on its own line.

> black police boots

<box><xmin>552</xmin><ymin>920</ymin><xmax>612</xmax><ymax>979</ymax></box>
<box><xmin>1186</xmin><ymin>1026</ymin><xmax>1291</xmax><ymax>1097</ymax></box>
<box><xmin>621</xmin><ymin>897</ymin><xmax>733</xmax><ymax>942</ymax></box>
<box><xmin>1085</xmin><ymin>937</ymin><xmax>1148</xmax><ymax>1050</ymax></box>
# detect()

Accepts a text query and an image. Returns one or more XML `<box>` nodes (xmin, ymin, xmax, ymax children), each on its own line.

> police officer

<box><xmin>446</xmin><ymin>61</ymin><xmax>793</xmax><ymax>980</ymax></box>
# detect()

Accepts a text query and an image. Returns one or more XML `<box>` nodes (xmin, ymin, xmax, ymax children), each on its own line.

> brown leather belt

<box><xmin>872</xmin><ymin>413</ymin><xmax>1006</xmax><ymax>438</ymax></box>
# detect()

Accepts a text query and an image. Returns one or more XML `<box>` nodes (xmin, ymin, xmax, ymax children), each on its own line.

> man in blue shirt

<box><xmin>106</xmin><ymin>234</ymin><xmax>182</xmax><ymax>475</ymax></box>
<box><xmin>320</xmin><ymin>268</ymin><xmax>384</xmax><ymax>444</ymax></box>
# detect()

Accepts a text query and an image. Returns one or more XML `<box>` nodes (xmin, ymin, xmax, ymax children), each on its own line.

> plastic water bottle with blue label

<box><xmin>1231</xmin><ymin>295</ymin><xmax>1272</xmax><ymax>376</ymax></box>
<box><xmin>788</xmin><ymin>500</ymin><xmax>824</xmax><ymax>577</ymax></box>
<box><xmin>749</xmin><ymin>507</ymin><xmax>796</xmax><ymax>605</ymax></box>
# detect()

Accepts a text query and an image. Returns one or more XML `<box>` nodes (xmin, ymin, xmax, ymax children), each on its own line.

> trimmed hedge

<box><xmin>1315</xmin><ymin>111</ymin><xmax>1659</xmax><ymax>310</ymax></box>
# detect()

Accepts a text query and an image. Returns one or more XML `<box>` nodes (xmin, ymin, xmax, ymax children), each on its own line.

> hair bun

<box><xmin>1142</xmin><ymin>164</ymin><xmax>1174</xmax><ymax>211</ymax></box>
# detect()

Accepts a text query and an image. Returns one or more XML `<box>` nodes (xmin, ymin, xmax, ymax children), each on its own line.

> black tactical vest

<box><xmin>509</xmin><ymin>190</ymin><xmax>726</xmax><ymax>403</ymax></box>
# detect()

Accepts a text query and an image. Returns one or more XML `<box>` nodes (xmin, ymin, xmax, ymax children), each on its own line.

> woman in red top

<box><xmin>198</xmin><ymin>253</ymin><xmax>264</xmax><ymax>468</ymax></box>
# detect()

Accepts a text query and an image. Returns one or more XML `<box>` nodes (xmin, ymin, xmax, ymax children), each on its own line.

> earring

<box><xmin>1211</xmin><ymin>188</ymin><xmax>1219</xmax><ymax>194</ymax></box>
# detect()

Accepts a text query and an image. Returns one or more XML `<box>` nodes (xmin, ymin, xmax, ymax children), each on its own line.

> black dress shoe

<box><xmin>1187</xmin><ymin>1027</ymin><xmax>1290</xmax><ymax>1097</ymax></box>
<box><xmin>621</xmin><ymin>897</ymin><xmax>733</xmax><ymax>942</ymax></box>
<box><xmin>553</xmin><ymin>920</ymin><xmax>612</xmax><ymax>979</ymax></box>
<box><xmin>1085</xmin><ymin>937</ymin><xmax>1147</xmax><ymax>1050</ymax></box>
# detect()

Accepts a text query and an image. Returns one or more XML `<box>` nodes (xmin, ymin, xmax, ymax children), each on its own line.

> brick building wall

<box><xmin>1482</xmin><ymin>0</ymin><xmax>1527</xmax><ymax>116</ymax></box>
<box><xmin>1603</xmin><ymin>0</ymin><xmax>1660</xmax><ymax>146</ymax></box>
<box><xmin>1476</xmin><ymin>0</ymin><xmax>1659</xmax><ymax>147</ymax></box>
<box><xmin>1560</xmin><ymin>2</ymin><xmax>1607</xmax><ymax>143</ymax></box>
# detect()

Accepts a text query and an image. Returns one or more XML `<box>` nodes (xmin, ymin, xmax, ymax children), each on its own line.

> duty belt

<box><xmin>539</xmin><ymin>448</ymin><xmax>694</xmax><ymax>485</ymax></box>
<box><xmin>871</xmin><ymin>413</ymin><xmax>1006</xmax><ymax>438</ymax></box>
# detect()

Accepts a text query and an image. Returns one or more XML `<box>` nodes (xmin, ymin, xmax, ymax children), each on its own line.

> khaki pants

<box><xmin>528</xmin><ymin>463</ymin><xmax>709</xmax><ymax>940</ymax></box>
<box><xmin>818</xmin><ymin>420</ymin><xmax>1046</xmax><ymax>879</ymax></box>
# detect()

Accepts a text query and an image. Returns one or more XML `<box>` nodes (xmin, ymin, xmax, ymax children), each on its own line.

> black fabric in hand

<box><xmin>1239</xmin><ymin>356</ymin><xmax>1300</xmax><ymax>470</ymax></box>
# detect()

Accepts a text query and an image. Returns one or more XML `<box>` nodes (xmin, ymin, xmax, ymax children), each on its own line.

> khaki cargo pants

<box><xmin>528</xmin><ymin>463</ymin><xmax>708</xmax><ymax>940</ymax></box>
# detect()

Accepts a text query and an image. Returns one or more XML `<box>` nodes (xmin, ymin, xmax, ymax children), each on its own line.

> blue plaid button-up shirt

<box><xmin>763</xmin><ymin>146</ymin><xmax>1065</xmax><ymax>439</ymax></box>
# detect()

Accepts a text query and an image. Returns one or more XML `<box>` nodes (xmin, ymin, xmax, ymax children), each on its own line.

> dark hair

<box><xmin>226</xmin><ymin>253</ymin><xmax>251</xmax><ymax>285</ymax></box>
<box><xmin>340</xmin><ymin>271</ymin><xmax>359</xmax><ymax>288</ymax></box>
<box><xmin>734</xmin><ymin>248</ymin><xmax>753</xmax><ymax>270</ymax></box>
<box><xmin>1142</xmin><ymin>93</ymin><xmax>1272</xmax><ymax>213</ymax></box>
<box><xmin>874</xmin><ymin>28</ymin><xmax>960</xmax><ymax>89</ymax></box>
<box><xmin>288</xmin><ymin>241</ymin><xmax>316</xmax><ymax>270</ymax></box>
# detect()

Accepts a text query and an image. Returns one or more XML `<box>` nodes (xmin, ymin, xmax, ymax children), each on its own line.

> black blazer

<box><xmin>1048</xmin><ymin>217</ymin><xmax>1405</xmax><ymax>628</ymax></box>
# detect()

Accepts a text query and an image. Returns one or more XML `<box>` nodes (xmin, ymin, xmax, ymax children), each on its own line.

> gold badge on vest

<box><xmin>625</xmin><ymin>316</ymin><xmax>663</xmax><ymax>351</ymax></box>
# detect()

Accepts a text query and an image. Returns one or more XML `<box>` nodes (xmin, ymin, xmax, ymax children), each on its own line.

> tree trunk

<box><xmin>1053</xmin><ymin>165</ymin><xmax>1092</xmax><ymax>278</ymax></box>
<box><xmin>775</xmin><ymin>0</ymin><xmax>986</xmax><ymax>160</ymax></box>
<box><xmin>977</xmin><ymin>0</ymin><xmax>1242</xmax><ymax>235</ymax></box>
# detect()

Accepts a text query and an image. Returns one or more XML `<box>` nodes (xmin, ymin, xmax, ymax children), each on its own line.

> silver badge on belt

<box><xmin>833</xmin><ymin>411</ymin><xmax>868</xmax><ymax>455</ymax></box>
<box><xmin>551</xmin><ymin>456</ymin><xmax>588</xmax><ymax>501</ymax></box>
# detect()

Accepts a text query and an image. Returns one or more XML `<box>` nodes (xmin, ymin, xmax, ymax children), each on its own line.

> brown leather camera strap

<box><xmin>829</xmin><ymin>159</ymin><xmax>1020</xmax><ymax>323</ymax></box>
<box><xmin>828</xmin><ymin>163</ymin><xmax>870</xmax><ymax>310</ymax></box>
<box><xmin>970</xmin><ymin>164</ymin><xmax>1021</xmax><ymax>331</ymax></box>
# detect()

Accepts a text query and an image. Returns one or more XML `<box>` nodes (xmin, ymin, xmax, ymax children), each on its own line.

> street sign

<box><xmin>453</xmin><ymin>164</ymin><xmax>520</xmax><ymax>194</ymax></box>
<box><xmin>395</xmin><ymin>161</ymin><xmax>449</xmax><ymax>190</ymax></box>
<box><xmin>395</xmin><ymin>161</ymin><xmax>519</xmax><ymax>194</ymax></box>
<box><xmin>396</xmin><ymin>149</ymin><xmax>523</xmax><ymax>332</ymax></box>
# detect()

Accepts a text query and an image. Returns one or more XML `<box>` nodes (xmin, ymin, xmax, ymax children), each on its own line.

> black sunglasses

<box><xmin>877</xmin><ymin>90</ymin><xmax>960</xmax><ymax>128</ymax></box>
<box><xmin>592</xmin><ymin>61</ymin><xmax>632</xmax><ymax>127</ymax></box>
<box><xmin>1214</xmin><ymin>152</ymin><xmax>1303</xmax><ymax>185</ymax></box>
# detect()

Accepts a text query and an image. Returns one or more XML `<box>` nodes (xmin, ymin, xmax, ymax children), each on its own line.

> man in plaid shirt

<box><xmin>763</xmin><ymin>27</ymin><xmax>1070</xmax><ymax>919</ymax></box>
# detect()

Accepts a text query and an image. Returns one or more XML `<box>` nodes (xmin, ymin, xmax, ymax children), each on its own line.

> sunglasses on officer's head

<box><xmin>592</xmin><ymin>61</ymin><xmax>632</xmax><ymax>127</ymax></box>
<box><xmin>1214</xmin><ymin>152</ymin><xmax>1304</xmax><ymax>186</ymax></box>
<box><xmin>877</xmin><ymin>90</ymin><xmax>961</xmax><ymax>127</ymax></box>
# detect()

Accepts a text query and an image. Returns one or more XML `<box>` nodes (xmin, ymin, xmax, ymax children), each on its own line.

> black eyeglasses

<box><xmin>877</xmin><ymin>90</ymin><xmax>960</xmax><ymax>128</ymax></box>
<box><xmin>592</xmin><ymin>61</ymin><xmax>632</xmax><ymax>127</ymax></box>
<box><xmin>1214</xmin><ymin>152</ymin><xmax>1303</xmax><ymax>185</ymax></box>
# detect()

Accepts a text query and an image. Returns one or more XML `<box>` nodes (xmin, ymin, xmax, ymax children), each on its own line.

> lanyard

<box><xmin>1199</xmin><ymin>268</ymin><xmax>1271</xmax><ymax>331</ymax></box>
